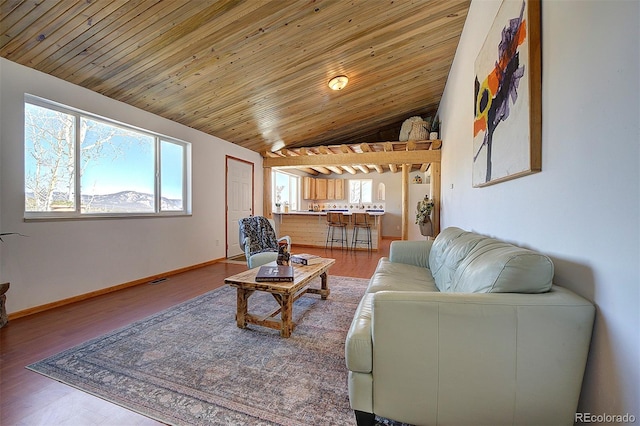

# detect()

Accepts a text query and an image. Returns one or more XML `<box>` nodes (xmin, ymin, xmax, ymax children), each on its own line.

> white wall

<box><xmin>374</xmin><ymin>171</ymin><xmax>403</xmax><ymax>237</ymax></box>
<box><xmin>439</xmin><ymin>0</ymin><xmax>639</xmax><ymax>417</ymax></box>
<box><xmin>408</xmin><ymin>174</ymin><xmax>431</xmax><ymax>241</ymax></box>
<box><xmin>0</xmin><ymin>58</ymin><xmax>263</xmax><ymax>314</ymax></box>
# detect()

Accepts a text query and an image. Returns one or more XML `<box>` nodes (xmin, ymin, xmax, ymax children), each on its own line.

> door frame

<box><xmin>225</xmin><ymin>155</ymin><xmax>254</xmax><ymax>258</ymax></box>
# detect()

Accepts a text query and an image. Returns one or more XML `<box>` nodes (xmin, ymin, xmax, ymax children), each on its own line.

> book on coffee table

<box><xmin>290</xmin><ymin>253</ymin><xmax>323</xmax><ymax>266</ymax></box>
<box><xmin>255</xmin><ymin>265</ymin><xmax>294</xmax><ymax>282</ymax></box>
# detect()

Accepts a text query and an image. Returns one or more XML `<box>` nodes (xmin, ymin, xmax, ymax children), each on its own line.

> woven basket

<box><xmin>408</xmin><ymin>120</ymin><xmax>428</xmax><ymax>140</ymax></box>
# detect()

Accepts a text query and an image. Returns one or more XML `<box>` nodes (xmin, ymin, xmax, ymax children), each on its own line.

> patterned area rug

<box><xmin>28</xmin><ymin>276</ymin><xmax>397</xmax><ymax>425</ymax></box>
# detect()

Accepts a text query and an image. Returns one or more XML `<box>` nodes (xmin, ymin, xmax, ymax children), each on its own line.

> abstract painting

<box><xmin>473</xmin><ymin>0</ymin><xmax>541</xmax><ymax>187</ymax></box>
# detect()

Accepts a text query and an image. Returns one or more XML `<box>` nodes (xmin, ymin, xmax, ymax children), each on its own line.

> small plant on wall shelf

<box><xmin>415</xmin><ymin>196</ymin><xmax>434</xmax><ymax>224</ymax></box>
<box><xmin>416</xmin><ymin>196</ymin><xmax>435</xmax><ymax>237</ymax></box>
<box><xmin>429</xmin><ymin>119</ymin><xmax>441</xmax><ymax>140</ymax></box>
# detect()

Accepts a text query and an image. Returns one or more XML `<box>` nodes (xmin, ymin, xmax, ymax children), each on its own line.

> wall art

<box><xmin>473</xmin><ymin>0</ymin><xmax>541</xmax><ymax>187</ymax></box>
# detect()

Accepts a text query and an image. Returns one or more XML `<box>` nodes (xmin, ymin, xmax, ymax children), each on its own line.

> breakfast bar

<box><xmin>273</xmin><ymin>210</ymin><xmax>384</xmax><ymax>250</ymax></box>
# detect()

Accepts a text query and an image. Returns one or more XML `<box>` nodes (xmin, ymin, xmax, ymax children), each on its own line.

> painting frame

<box><xmin>472</xmin><ymin>0</ymin><xmax>541</xmax><ymax>188</ymax></box>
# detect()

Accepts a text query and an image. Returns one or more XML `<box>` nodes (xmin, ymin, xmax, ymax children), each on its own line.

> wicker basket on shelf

<box><xmin>399</xmin><ymin>116</ymin><xmax>429</xmax><ymax>141</ymax></box>
<box><xmin>408</xmin><ymin>120</ymin><xmax>429</xmax><ymax>140</ymax></box>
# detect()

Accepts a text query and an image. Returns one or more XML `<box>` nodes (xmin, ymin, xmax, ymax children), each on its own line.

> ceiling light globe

<box><xmin>328</xmin><ymin>75</ymin><xmax>348</xmax><ymax>91</ymax></box>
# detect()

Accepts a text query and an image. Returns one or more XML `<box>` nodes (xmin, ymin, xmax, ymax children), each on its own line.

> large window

<box><xmin>273</xmin><ymin>170</ymin><xmax>299</xmax><ymax>211</ymax></box>
<box><xmin>348</xmin><ymin>179</ymin><xmax>373</xmax><ymax>204</ymax></box>
<box><xmin>24</xmin><ymin>96</ymin><xmax>190</xmax><ymax>217</ymax></box>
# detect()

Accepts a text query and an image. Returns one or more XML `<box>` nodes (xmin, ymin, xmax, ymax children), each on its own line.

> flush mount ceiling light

<box><xmin>328</xmin><ymin>75</ymin><xmax>349</xmax><ymax>91</ymax></box>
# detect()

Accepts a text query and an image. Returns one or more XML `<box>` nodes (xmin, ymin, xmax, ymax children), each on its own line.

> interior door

<box><xmin>226</xmin><ymin>157</ymin><xmax>254</xmax><ymax>258</ymax></box>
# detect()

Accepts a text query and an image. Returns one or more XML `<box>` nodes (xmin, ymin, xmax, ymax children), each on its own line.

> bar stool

<box><xmin>325</xmin><ymin>212</ymin><xmax>348</xmax><ymax>250</ymax></box>
<box><xmin>351</xmin><ymin>212</ymin><xmax>372</xmax><ymax>252</ymax></box>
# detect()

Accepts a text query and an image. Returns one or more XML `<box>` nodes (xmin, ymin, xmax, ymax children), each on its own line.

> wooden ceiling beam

<box><xmin>298</xmin><ymin>148</ymin><xmax>340</xmax><ymax>174</ymax></box>
<box><xmin>263</xmin><ymin>149</ymin><xmax>441</xmax><ymax>168</ymax></box>
<box><xmin>341</xmin><ymin>165</ymin><xmax>358</xmax><ymax>175</ymax></box>
<box><xmin>266</xmin><ymin>140</ymin><xmax>440</xmax><ymax>174</ymax></box>
<box><xmin>338</xmin><ymin>146</ymin><xmax>356</xmax><ymax>174</ymax></box>
<box><xmin>311</xmin><ymin>166</ymin><xmax>332</xmax><ymax>175</ymax></box>
<box><xmin>286</xmin><ymin>155</ymin><xmax>332</xmax><ymax>174</ymax></box>
<box><xmin>384</xmin><ymin>142</ymin><xmax>398</xmax><ymax>173</ymax></box>
<box><xmin>275</xmin><ymin>148</ymin><xmax>323</xmax><ymax>175</ymax></box>
<box><xmin>359</xmin><ymin>143</ymin><xmax>383</xmax><ymax>173</ymax></box>
<box><xmin>316</xmin><ymin>146</ymin><xmax>346</xmax><ymax>174</ymax></box>
<box><xmin>302</xmin><ymin>168</ymin><xmax>321</xmax><ymax>176</ymax></box>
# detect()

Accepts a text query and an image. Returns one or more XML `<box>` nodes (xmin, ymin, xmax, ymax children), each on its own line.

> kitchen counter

<box><xmin>274</xmin><ymin>210</ymin><xmax>385</xmax><ymax>216</ymax></box>
<box><xmin>273</xmin><ymin>211</ymin><xmax>383</xmax><ymax>250</ymax></box>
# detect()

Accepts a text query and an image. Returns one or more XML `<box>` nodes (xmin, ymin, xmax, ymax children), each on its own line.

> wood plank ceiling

<box><xmin>1</xmin><ymin>0</ymin><xmax>470</xmax><ymax>174</ymax></box>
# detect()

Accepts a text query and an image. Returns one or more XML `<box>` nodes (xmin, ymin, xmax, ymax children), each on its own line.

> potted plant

<box><xmin>415</xmin><ymin>196</ymin><xmax>435</xmax><ymax>237</ymax></box>
<box><xmin>275</xmin><ymin>184</ymin><xmax>285</xmax><ymax>212</ymax></box>
<box><xmin>429</xmin><ymin>119</ymin><xmax>440</xmax><ymax>140</ymax></box>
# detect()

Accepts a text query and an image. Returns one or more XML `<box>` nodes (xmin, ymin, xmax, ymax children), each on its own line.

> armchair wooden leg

<box><xmin>354</xmin><ymin>410</ymin><xmax>376</xmax><ymax>426</ymax></box>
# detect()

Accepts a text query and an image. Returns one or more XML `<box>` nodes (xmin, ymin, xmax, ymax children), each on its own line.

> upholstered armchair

<box><xmin>238</xmin><ymin>216</ymin><xmax>291</xmax><ymax>268</ymax></box>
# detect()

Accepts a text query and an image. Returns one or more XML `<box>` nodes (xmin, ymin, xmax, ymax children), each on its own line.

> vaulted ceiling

<box><xmin>1</xmin><ymin>0</ymin><xmax>470</xmax><ymax>156</ymax></box>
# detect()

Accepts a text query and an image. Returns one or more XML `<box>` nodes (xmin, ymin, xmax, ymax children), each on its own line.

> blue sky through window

<box><xmin>24</xmin><ymin>98</ymin><xmax>189</xmax><ymax>215</ymax></box>
<box><xmin>80</xmin><ymin>117</ymin><xmax>155</xmax><ymax>196</ymax></box>
<box><xmin>161</xmin><ymin>140</ymin><xmax>184</xmax><ymax>201</ymax></box>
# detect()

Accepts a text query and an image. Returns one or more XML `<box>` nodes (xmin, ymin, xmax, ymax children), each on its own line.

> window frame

<box><xmin>348</xmin><ymin>178</ymin><xmax>373</xmax><ymax>205</ymax></box>
<box><xmin>272</xmin><ymin>169</ymin><xmax>299</xmax><ymax>211</ymax></box>
<box><xmin>24</xmin><ymin>94</ymin><xmax>191</xmax><ymax>220</ymax></box>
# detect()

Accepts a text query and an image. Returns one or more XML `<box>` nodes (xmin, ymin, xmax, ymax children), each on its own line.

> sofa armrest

<box><xmin>278</xmin><ymin>235</ymin><xmax>292</xmax><ymax>248</ymax></box>
<box><xmin>241</xmin><ymin>235</ymin><xmax>251</xmax><ymax>259</ymax></box>
<box><xmin>369</xmin><ymin>287</ymin><xmax>595</xmax><ymax>425</ymax></box>
<box><xmin>345</xmin><ymin>294</ymin><xmax>374</xmax><ymax>373</ymax></box>
<box><xmin>388</xmin><ymin>240</ymin><xmax>433</xmax><ymax>268</ymax></box>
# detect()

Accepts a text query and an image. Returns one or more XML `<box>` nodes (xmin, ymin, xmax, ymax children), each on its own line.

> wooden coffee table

<box><xmin>224</xmin><ymin>258</ymin><xmax>335</xmax><ymax>337</ymax></box>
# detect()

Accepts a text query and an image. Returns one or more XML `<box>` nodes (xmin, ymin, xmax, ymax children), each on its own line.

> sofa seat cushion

<box><xmin>367</xmin><ymin>258</ymin><xmax>438</xmax><ymax>293</ymax></box>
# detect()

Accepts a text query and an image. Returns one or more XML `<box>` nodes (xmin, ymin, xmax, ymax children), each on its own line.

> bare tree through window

<box><xmin>24</xmin><ymin>98</ymin><xmax>188</xmax><ymax>216</ymax></box>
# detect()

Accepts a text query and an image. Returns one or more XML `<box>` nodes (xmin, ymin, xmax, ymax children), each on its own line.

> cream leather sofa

<box><xmin>345</xmin><ymin>227</ymin><xmax>595</xmax><ymax>426</ymax></box>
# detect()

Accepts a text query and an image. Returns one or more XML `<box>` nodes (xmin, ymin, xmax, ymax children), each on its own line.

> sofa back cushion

<box><xmin>429</xmin><ymin>228</ymin><xmax>483</xmax><ymax>292</ymax></box>
<box><xmin>429</xmin><ymin>227</ymin><xmax>554</xmax><ymax>294</ymax></box>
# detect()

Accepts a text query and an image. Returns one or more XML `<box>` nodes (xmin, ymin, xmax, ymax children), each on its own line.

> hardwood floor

<box><xmin>0</xmin><ymin>239</ymin><xmax>394</xmax><ymax>426</ymax></box>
